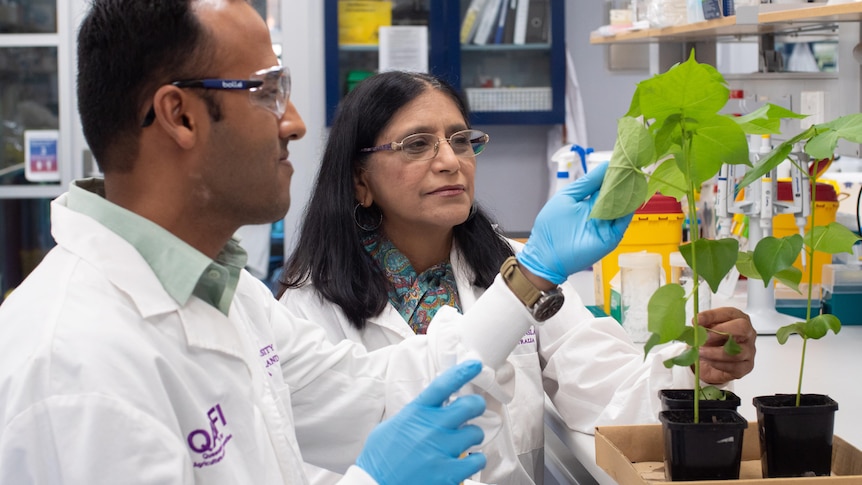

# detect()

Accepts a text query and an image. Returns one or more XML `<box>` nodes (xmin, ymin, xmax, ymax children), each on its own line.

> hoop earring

<box><xmin>353</xmin><ymin>203</ymin><xmax>382</xmax><ymax>231</ymax></box>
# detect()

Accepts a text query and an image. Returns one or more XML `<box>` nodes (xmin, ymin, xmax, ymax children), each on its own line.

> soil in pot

<box><xmin>659</xmin><ymin>389</ymin><xmax>741</xmax><ymax>411</ymax></box>
<box><xmin>659</xmin><ymin>409</ymin><xmax>748</xmax><ymax>481</ymax></box>
<box><xmin>753</xmin><ymin>393</ymin><xmax>839</xmax><ymax>478</ymax></box>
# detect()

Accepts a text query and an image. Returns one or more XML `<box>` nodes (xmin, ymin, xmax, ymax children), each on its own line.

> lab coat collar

<box><xmin>52</xmin><ymin>192</ymin><xmax>180</xmax><ymax>318</ymax></box>
<box><xmin>52</xmin><ymin>193</ymin><xmax>248</xmax><ymax>359</ymax></box>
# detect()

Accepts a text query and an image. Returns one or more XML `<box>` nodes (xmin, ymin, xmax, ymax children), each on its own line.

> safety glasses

<box><xmin>360</xmin><ymin>129</ymin><xmax>490</xmax><ymax>163</ymax></box>
<box><xmin>141</xmin><ymin>65</ymin><xmax>290</xmax><ymax>127</ymax></box>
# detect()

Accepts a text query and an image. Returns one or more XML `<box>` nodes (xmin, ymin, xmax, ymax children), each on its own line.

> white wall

<box><xmin>566</xmin><ymin>2</ymin><xmax>645</xmax><ymax>152</ymax></box>
<box><xmin>281</xmin><ymin>1</ymin><xmax>327</xmax><ymax>254</ymax></box>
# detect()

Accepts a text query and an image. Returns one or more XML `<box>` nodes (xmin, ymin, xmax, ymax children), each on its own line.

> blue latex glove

<box><xmin>518</xmin><ymin>161</ymin><xmax>633</xmax><ymax>284</ymax></box>
<box><xmin>356</xmin><ymin>360</ymin><xmax>487</xmax><ymax>485</ymax></box>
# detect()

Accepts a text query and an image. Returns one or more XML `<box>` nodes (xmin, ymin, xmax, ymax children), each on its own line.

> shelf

<box><xmin>340</xmin><ymin>43</ymin><xmax>551</xmax><ymax>53</ymax></box>
<box><xmin>461</xmin><ymin>43</ymin><xmax>552</xmax><ymax>52</ymax></box>
<box><xmin>590</xmin><ymin>2</ymin><xmax>862</xmax><ymax>44</ymax></box>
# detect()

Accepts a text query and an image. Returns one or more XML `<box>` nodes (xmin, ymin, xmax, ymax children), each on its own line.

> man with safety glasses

<box><xmin>0</xmin><ymin>1</ymin><xmax>634</xmax><ymax>484</ymax></box>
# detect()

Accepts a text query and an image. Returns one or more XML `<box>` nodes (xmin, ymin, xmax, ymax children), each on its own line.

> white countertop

<box><xmin>546</xmin><ymin>270</ymin><xmax>862</xmax><ymax>484</ymax></box>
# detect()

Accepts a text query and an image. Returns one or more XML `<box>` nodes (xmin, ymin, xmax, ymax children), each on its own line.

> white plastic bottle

<box><xmin>549</xmin><ymin>151</ymin><xmax>574</xmax><ymax>199</ymax></box>
<box><xmin>619</xmin><ymin>252</ymin><xmax>662</xmax><ymax>344</ymax></box>
<box><xmin>554</xmin><ymin>158</ymin><xmax>571</xmax><ymax>190</ymax></box>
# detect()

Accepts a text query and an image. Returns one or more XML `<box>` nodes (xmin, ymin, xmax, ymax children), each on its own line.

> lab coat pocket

<box><xmin>506</xmin><ymin>351</ymin><xmax>544</xmax><ymax>454</ymax></box>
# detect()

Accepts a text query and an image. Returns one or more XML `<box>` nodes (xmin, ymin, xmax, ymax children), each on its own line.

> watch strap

<box><xmin>500</xmin><ymin>256</ymin><xmax>541</xmax><ymax>308</ymax></box>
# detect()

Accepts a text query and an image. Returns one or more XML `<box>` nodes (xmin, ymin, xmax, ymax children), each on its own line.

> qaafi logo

<box><xmin>187</xmin><ymin>403</ymin><xmax>234</xmax><ymax>468</ymax></box>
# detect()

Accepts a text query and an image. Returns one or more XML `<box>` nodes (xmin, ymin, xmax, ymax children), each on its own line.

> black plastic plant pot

<box><xmin>752</xmin><ymin>394</ymin><xmax>839</xmax><ymax>478</ymax></box>
<box><xmin>659</xmin><ymin>409</ymin><xmax>748</xmax><ymax>481</ymax></box>
<box><xmin>659</xmin><ymin>389</ymin><xmax>741</xmax><ymax>411</ymax></box>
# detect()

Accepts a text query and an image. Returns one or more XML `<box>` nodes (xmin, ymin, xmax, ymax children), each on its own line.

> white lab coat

<box><xmin>282</xmin><ymin>239</ymin><xmax>698</xmax><ymax>485</ymax></box>
<box><xmin>0</xmin><ymin>193</ymin><xmax>536</xmax><ymax>484</ymax></box>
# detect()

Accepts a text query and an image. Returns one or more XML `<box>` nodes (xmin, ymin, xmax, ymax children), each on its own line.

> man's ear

<box><xmin>353</xmin><ymin>167</ymin><xmax>373</xmax><ymax>207</ymax></box>
<box><xmin>151</xmin><ymin>85</ymin><xmax>199</xmax><ymax>149</ymax></box>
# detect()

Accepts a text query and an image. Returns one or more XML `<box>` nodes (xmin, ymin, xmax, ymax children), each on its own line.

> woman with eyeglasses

<box><xmin>277</xmin><ymin>71</ymin><xmax>756</xmax><ymax>485</ymax></box>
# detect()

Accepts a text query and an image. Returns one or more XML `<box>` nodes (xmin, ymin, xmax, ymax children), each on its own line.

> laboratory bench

<box><xmin>544</xmin><ymin>269</ymin><xmax>862</xmax><ymax>485</ymax></box>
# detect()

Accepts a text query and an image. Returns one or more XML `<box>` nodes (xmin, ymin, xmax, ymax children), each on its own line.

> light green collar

<box><xmin>66</xmin><ymin>179</ymin><xmax>246</xmax><ymax>315</ymax></box>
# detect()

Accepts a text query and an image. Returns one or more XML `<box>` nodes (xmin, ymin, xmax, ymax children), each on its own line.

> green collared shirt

<box><xmin>67</xmin><ymin>179</ymin><xmax>247</xmax><ymax>315</ymax></box>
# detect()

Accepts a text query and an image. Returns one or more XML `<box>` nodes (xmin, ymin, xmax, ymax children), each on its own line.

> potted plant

<box><xmin>589</xmin><ymin>50</ymin><xmax>862</xmax><ymax>480</ymax></box>
<box><xmin>738</xmin><ymin>136</ymin><xmax>861</xmax><ymax>478</ymax></box>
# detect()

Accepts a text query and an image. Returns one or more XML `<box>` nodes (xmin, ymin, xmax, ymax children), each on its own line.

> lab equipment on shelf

<box><xmin>715</xmin><ymin>135</ymin><xmax>812</xmax><ymax>335</ymax></box>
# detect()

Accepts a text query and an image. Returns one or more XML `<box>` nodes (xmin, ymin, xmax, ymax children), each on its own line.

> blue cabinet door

<box><xmin>324</xmin><ymin>0</ymin><xmax>564</xmax><ymax>125</ymax></box>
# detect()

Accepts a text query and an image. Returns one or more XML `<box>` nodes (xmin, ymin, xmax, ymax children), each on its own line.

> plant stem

<box><xmin>797</xmin><ymin>338</ymin><xmax>807</xmax><ymax>407</ymax></box>
<box><xmin>687</xmin><ymin>180</ymin><xmax>702</xmax><ymax>423</ymax></box>
<box><xmin>798</xmin><ymin>157</ymin><xmax>823</xmax><ymax>406</ymax></box>
<box><xmin>805</xmin><ymin>169</ymin><xmax>818</xmax><ymax>322</ymax></box>
<box><xmin>679</xmin><ymin>125</ymin><xmax>702</xmax><ymax>423</ymax></box>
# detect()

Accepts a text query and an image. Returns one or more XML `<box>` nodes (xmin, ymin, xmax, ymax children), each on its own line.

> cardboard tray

<box><xmin>596</xmin><ymin>423</ymin><xmax>862</xmax><ymax>484</ymax></box>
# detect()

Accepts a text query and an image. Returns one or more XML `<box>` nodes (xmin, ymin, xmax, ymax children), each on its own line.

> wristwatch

<box><xmin>500</xmin><ymin>256</ymin><xmax>565</xmax><ymax>322</ymax></box>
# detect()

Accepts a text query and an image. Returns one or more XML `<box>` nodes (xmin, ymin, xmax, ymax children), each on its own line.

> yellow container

<box><xmin>772</xmin><ymin>181</ymin><xmax>838</xmax><ymax>285</ymax></box>
<box><xmin>594</xmin><ymin>194</ymin><xmax>684</xmax><ymax>313</ymax></box>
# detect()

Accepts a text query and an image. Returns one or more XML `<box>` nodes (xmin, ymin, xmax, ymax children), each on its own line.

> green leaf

<box><xmin>680</xmin><ymin>238</ymin><xmax>739</xmax><ymax>293</ymax></box>
<box><xmin>801</xmin><ymin>314</ymin><xmax>842</xmax><ymax>340</ymax></box>
<box><xmin>817</xmin><ymin>113</ymin><xmax>862</xmax><ymax>144</ymax></box>
<box><xmin>773</xmin><ymin>267</ymin><xmax>803</xmax><ymax>292</ymax></box>
<box><xmin>644</xmin><ymin>334</ymin><xmax>659</xmax><ymax>360</ymax></box>
<box><xmin>590</xmin><ymin>118</ymin><xmax>652</xmax><ymax>220</ymax></box>
<box><xmin>734</xmin><ymin>103</ymin><xmax>805</xmax><ymax>135</ymax></box>
<box><xmin>620</xmin><ymin>117</ymin><xmax>658</xmax><ymax>169</ymax></box>
<box><xmin>644</xmin><ymin>332</ymin><xmax>662</xmax><ymax>359</ymax></box>
<box><xmin>700</xmin><ymin>385</ymin><xmax>725</xmax><ymax>400</ymax></box>
<box><xmin>648</xmin><ymin>284</ymin><xmax>687</xmax><ymax>343</ymax></box>
<box><xmin>689</xmin><ymin>114</ymin><xmax>751</xmax><ymax>186</ymax></box>
<box><xmin>667</xmin><ymin>346</ymin><xmax>699</xmax><ymax>368</ymax></box>
<box><xmin>805</xmin><ymin>131</ymin><xmax>840</xmax><ymax>160</ymax></box>
<box><xmin>735</xmin><ymin>251</ymin><xmax>761</xmax><ymax>280</ymax></box>
<box><xmin>680</xmin><ymin>325</ymin><xmax>709</xmax><ymax>348</ymax></box>
<box><xmin>777</xmin><ymin>315</ymin><xmax>841</xmax><ymax>342</ymax></box>
<box><xmin>724</xmin><ymin>336</ymin><xmax>742</xmax><ymax>355</ymax></box>
<box><xmin>653</xmin><ymin>115</ymin><xmax>683</xmax><ymax>156</ymax></box>
<box><xmin>647</xmin><ymin>158</ymin><xmax>687</xmax><ymax>201</ymax></box>
<box><xmin>625</xmin><ymin>84</ymin><xmax>644</xmax><ymax>118</ymax></box>
<box><xmin>590</xmin><ymin>162</ymin><xmax>647</xmax><ymax>220</ymax></box>
<box><xmin>752</xmin><ymin>235</ymin><xmax>804</xmax><ymax>286</ymax></box>
<box><xmin>776</xmin><ymin>322</ymin><xmax>804</xmax><ymax>344</ymax></box>
<box><xmin>638</xmin><ymin>53</ymin><xmax>729</xmax><ymax>123</ymax></box>
<box><xmin>804</xmin><ymin>222</ymin><xmax>862</xmax><ymax>255</ymax></box>
<box><xmin>737</xmin><ymin>143</ymin><xmax>795</xmax><ymax>189</ymax></box>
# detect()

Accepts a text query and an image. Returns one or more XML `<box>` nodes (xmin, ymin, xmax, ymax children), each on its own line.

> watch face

<box><xmin>533</xmin><ymin>292</ymin><xmax>565</xmax><ymax>322</ymax></box>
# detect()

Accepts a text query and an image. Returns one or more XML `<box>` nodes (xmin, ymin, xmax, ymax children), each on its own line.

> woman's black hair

<box><xmin>278</xmin><ymin>71</ymin><xmax>514</xmax><ymax>330</ymax></box>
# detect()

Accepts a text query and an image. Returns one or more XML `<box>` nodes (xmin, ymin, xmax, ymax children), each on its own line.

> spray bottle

<box><xmin>571</xmin><ymin>145</ymin><xmax>593</xmax><ymax>177</ymax></box>
<box><xmin>549</xmin><ymin>144</ymin><xmax>594</xmax><ymax>199</ymax></box>
<box><xmin>550</xmin><ymin>151</ymin><xmax>573</xmax><ymax>198</ymax></box>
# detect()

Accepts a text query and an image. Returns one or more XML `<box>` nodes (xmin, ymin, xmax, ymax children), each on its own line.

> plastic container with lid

<box><xmin>618</xmin><ymin>252</ymin><xmax>662</xmax><ymax>343</ymax></box>
<box><xmin>821</xmin><ymin>262</ymin><xmax>862</xmax><ymax>325</ymax></box>
<box><xmin>594</xmin><ymin>193</ymin><xmax>684</xmax><ymax>313</ymax></box>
